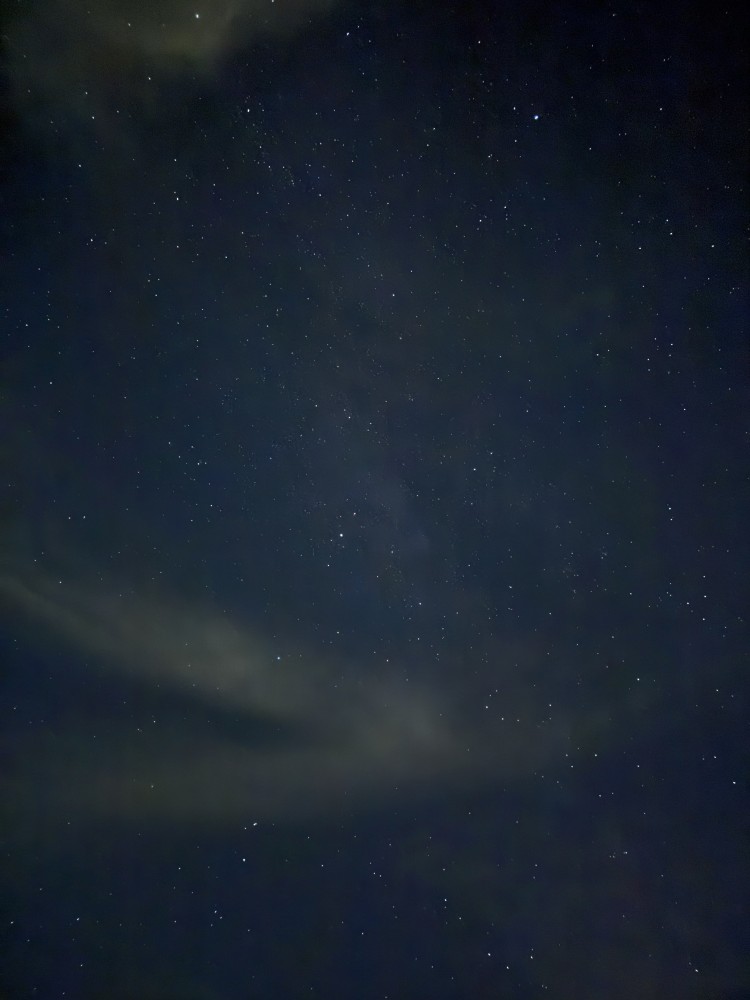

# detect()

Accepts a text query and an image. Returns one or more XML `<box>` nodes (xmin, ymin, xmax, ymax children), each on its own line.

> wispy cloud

<box><xmin>1</xmin><ymin>561</ymin><xmax>572</xmax><ymax>830</ymax></box>
<box><xmin>4</xmin><ymin>0</ymin><xmax>342</xmax><ymax>142</ymax></box>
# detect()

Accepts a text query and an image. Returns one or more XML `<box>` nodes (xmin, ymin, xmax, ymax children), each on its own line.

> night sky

<box><xmin>1</xmin><ymin>1</ymin><xmax>748</xmax><ymax>998</ymax></box>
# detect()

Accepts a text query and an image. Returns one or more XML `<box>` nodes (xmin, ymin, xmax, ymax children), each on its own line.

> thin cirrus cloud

<box><xmin>1</xmin><ymin>561</ymin><xmax>574</xmax><ymax>831</ymax></box>
<box><xmin>4</xmin><ymin>0</ymin><xmax>342</xmax><ymax>136</ymax></box>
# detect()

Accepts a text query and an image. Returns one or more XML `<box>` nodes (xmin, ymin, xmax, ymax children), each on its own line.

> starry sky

<box><xmin>1</xmin><ymin>1</ymin><xmax>748</xmax><ymax>997</ymax></box>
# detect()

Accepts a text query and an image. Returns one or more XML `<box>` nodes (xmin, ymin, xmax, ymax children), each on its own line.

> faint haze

<box><xmin>1</xmin><ymin>557</ymin><xmax>579</xmax><ymax>833</ymax></box>
<box><xmin>3</xmin><ymin>0</ymin><xmax>343</xmax><ymax>138</ymax></box>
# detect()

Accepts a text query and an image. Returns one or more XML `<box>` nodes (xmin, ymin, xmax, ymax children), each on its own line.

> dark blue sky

<box><xmin>1</xmin><ymin>1</ymin><xmax>747</xmax><ymax>997</ymax></box>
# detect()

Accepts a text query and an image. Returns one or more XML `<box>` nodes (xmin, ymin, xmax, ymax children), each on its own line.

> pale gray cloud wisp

<box><xmin>1</xmin><ymin>562</ymin><xmax>574</xmax><ymax>831</ymax></box>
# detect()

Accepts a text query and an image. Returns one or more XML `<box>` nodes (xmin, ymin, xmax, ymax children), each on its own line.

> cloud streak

<box><xmin>1</xmin><ymin>560</ymin><xmax>572</xmax><ymax>831</ymax></box>
<box><xmin>4</xmin><ymin>0</ymin><xmax>343</xmax><ymax>142</ymax></box>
